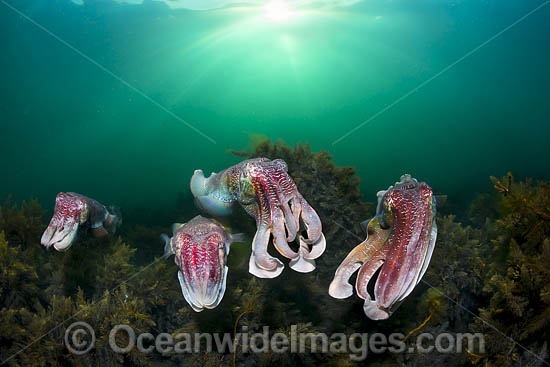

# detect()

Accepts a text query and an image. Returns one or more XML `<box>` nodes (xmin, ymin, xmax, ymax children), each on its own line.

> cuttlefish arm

<box><xmin>41</xmin><ymin>192</ymin><xmax>121</xmax><ymax>251</ymax></box>
<box><xmin>328</xmin><ymin>175</ymin><xmax>437</xmax><ymax>320</ymax></box>
<box><xmin>328</xmin><ymin>216</ymin><xmax>390</xmax><ymax>299</ymax></box>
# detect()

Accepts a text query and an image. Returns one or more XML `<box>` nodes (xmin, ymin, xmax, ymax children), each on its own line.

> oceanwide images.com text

<box><xmin>65</xmin><ymin>322</ymin><xmax>485</xmax><ymax>361</ymax></box>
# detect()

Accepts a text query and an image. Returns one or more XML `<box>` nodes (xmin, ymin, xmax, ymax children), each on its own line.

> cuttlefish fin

<box><xmin>172</xmin><ymin>223</ymin><xmax>185</xmax><ymax>235</ymax></box>
<box><xmin>161</xmin><ymin>234</ymin><xmax>174</xmax><ymax>259</ymax></box>
<box><xmin>230</xmin><ymin>233</ymin><xmax>246</xmax><ymax>243</ymax></box>
<box><xmin>434</xmin><ymin>195</ymin><xmax>447</xmax><ymax>209</ymax></box>
<box><xmin>91</xmin><ymin>226</ymin><xmax>108</xmax><ymax>238</ymax></box>
<box><xmin>360</xmin><ymin>219</ymin><xmax>370</xmax><ymax>234</ymax></box>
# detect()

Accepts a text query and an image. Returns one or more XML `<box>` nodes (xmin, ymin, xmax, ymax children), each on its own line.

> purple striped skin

<box><xmin>40</xmin><ymin>192</ymin><xmax>115</xmax><ymax>251</ymax></box>
<box><xmin>329</xmin><ymin>175</ymin><xmax>437</xmax><ymax>320</ymax></box>
<box><xmin>190</xmin><ymin>158</ymin><xmax>326</xmax><ymax>279</ymax></box>
<box><xmin>163</xmin><ymin>216</ymin><xmax>236</xmax><ymax>312</ymax></box>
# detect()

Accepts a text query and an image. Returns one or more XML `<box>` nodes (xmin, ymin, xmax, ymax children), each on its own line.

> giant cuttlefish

<box><xmin>162</xmin><ymin>215</ymin><xmax>244</xmax><ymax>312</ymax></box>
<box><xmin>41</xmin><ymin>192</ymin><xmax>121</xmax><ymax>251</ymax></box>
<box><xmin>328</xmin><ymin>175</ymin><xmax>437</xmax><ymax>320</ymax></box>
<box><xmin>190</xmin><ymin>158</ymin><xmax>326</xmax><ymax>279</ymax></box>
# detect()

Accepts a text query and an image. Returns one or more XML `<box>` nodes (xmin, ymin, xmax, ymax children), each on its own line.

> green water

<box><xmin>1</xmin><ymin>0</ymin><xmax>549</xmax><ymax>212</ymax></box>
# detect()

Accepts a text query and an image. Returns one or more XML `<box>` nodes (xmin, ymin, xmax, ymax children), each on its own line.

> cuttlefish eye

<box><xmin>379</xmin><ymin>197</ymin><xmax>394</xmax><ymax>229</ymax></box>
<box><xmin>238</xmin><ymin>176</ymin><xmax>256</xmax><ymax>204</ymax></box>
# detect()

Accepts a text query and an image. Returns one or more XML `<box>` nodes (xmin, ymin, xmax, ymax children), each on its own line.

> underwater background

<box><xmin>1</xmin><ymin>0</ymin><xmax>549</xmax><ymax>366</ymax></box>
<box><xmin>1</xmin><ymin>0</ymin><xmax>549</xmax><ymax>212</ymax></box>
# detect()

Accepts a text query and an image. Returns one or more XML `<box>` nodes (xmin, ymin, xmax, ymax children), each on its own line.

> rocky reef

<box><xmin>1</xmin><ymin>142</ymin><xmax>550</xmax><ymax>366</ymax></box>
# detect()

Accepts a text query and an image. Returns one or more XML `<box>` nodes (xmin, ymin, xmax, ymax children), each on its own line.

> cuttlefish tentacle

<box><xmin>328</xmin><ymin>175</ymin><xmax>438</xmax><ymax>320</ymax></box>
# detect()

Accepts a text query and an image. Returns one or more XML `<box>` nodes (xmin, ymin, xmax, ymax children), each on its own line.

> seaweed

<box><xmin>3</xmin><ymin>156</ymin><xmax>550</xmax><ymax>366</ymax></box>
<box><xmin>424</xmin><ymin>214</ymin><xmax>492</xmax><ymax>329</ymax></box>
<box><xmin>0</xmin><ymin>196</ymin><xmax>46</xmax><ymax>248</ymax></box>
<box><xmin>473</xmin><ymin>175</ymin><xmax>550</xmax><ymax>366</ymax></box>
<box><xmin>408</xmin><ymin>174</ymin><xmax>550</xmax><ymax>366</ymax></box>
<box><xmin>0</xmin><ymin>231</ymin><xmax>40</xmax><ymax>310</ymax></box>
<box><xmin>0</xmin><ymin>198</ymin><xmax>191</xmax><ymax>366</ymax></box>
<box><xmin>386</xmin><ymin>213</ymin><xmax>494</xmax><ymax>367</ymax></box>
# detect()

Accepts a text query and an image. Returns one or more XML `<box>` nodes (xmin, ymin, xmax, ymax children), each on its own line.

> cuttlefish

<box><xmin>41</xmin><ymin>192</ymin><xmax>121</xmax><ymax>251</ymax></box>
<box><xmin>162</xmin><ymin>215</ymin><xmax>244</xmax><ymax>312</ymax></box>
<box><xmin>190</xmin><ymin>158</ymin><xmax>326</xmax><ymax>279</ymax></box>
<box><xmin>329</xmin><ymin>175</ymin><xmax>437</xmax><ymax>320</ymax></box>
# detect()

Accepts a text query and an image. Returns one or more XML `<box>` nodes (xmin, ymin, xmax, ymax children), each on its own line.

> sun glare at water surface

<box><xmin>263</xmin><ymin>0</ymin><xmax>293</xmax><ymax>22</ymax></box>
